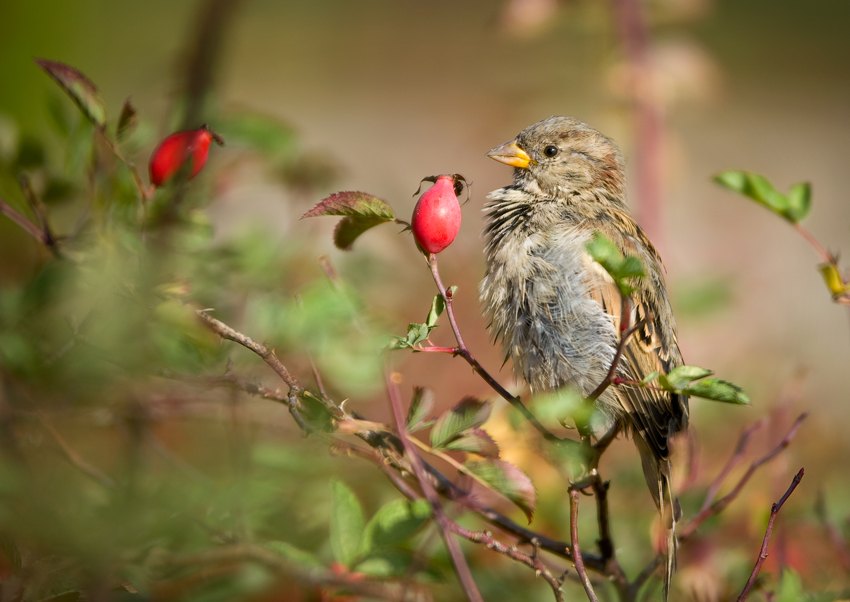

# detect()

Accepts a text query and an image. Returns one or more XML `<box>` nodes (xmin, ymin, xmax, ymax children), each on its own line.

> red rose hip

<box><xmin>411</xmin><ymin>174</ymin><xmax>463</xmax><ymax>254</ymax></box>
<box><xmin>149</xmin><ymin>125</ymin><xmax>223</xmax><ymax>187</ymax></box>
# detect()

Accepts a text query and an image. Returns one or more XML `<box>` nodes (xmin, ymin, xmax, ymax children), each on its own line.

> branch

<box><xmin>570</xmin><ymin>489</ymin><xmax>600</xmax><ymax>602</ymax></box>
<box><xmin>681</xmin><ymin>412</ymin><xmax>808</xmax><ymax>540</ymax></box>
<box><xmin>698</xmin><ymin>419</ymin><xmax>766</xmax><ymax>514</ymax></box>
<box><xmin>0</xmin><ymin>195</ymin><xmax>55</xmax><ymax>249</ymax></box>
<box><xmin>37</xmin><ymin>410</ymin><xmax>115</xmax><ymax>488</ymax></box>
<box><xmin>196</xmin><ymin>309</ymin><xmax>303</xmax><ymax>395</ymax></box>
<box><xmin>737</xmin><ymin>468</ymin><xmax>804</xmax><ymax>601</ymax></box>
<box><xmin>384</xmin><ymin>370</ymin><xmax>483</xmax><ymax>602</ymax></box>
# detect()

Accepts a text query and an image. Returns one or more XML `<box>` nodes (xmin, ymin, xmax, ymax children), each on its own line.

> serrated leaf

<box><xmin>430</xmin><ymin>397</ymin><xmax>491</xmax><ymax>448</ymax></box>
<box><xmin>659</xmin><ymin>365</ymin><xmax>714</xmax><ymax>391</ymax></box>
<box><xmin>333</xmin><ymin>215</ymin><xmax>392</xmax><ymax>250</ymax></box>
<box><xmin>426</xmin><ymin>294</ymin><xmax>446</xmax><ymax>328</ymax></box>
<box><xmin>329</xmin><ymin>480</ymin><xmax>365</xmax><ymax>566</ymax></box>
<box><xmin>444</xmin><ymin>428</ymin><xmax>500</xmax><ymax>458</ymax></box>
<box><xmin>407</xmin><ymin>387</ymin><xmax>435</xmax><ymax>432</ymax></box>
<box><xmin>35</xmin><ymin>59</ymin><xmax>107</xmax><ymax>130</ymax></box>
<box><xmin>360</xmin><ymin>499</ymin><xmax>432</xmax><ymax>554</ymax></box>
<box><xmin>116</xmin><ymin>98</ymin><xmax>138</xmax><ymax>141</ymax></box>
<box><xmin>786</xmin><ymin>182</ymin><xmax>811</xmax><ymax>223</ymax></box>
<box><xmin>303</xmin><ymin>191</ymin><xmax>395</xmax><ymax>220</ymax></box>
<box><xmin>265</xmin><ymin>541</ymin><xmax>324</xmax><ymax>569</ymax></box>
<box><xmin>464</xmin><ymin>459</ymin><xmax>536</xmax><ymax>522</ymax></box>
<box><xmin>683</xmin><ymin>378</ymin><xmax>749</xmax><ymax>404</ymax></box>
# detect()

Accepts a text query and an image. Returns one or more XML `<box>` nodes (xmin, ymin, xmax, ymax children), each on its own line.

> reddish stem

<box><xmin>570</xmin><ymin>489</ymin><xmax>600</xmax><ymax>602</ymax></box>
<box><xmin>737</xmin><ymin>468</ymin><xmax>805</xmax><ymax>601</ymax></box>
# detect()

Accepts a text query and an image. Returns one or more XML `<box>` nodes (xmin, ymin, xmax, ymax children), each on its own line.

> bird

<box><xmin>480</xmin><ymin>115</ymin><xmax>688</xmax><ymax>599</ymax></box>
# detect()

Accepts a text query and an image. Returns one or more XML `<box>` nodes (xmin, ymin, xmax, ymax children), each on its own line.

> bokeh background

<box><xmin>1</xmin><ymin>1</ymin><xmax>849</xmax><ymax>600</ymax></box>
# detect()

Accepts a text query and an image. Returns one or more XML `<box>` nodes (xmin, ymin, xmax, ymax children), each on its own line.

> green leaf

<box><xmin>682</xmin><ymin>379</ymin><xmax>750</xmax><ymax>405</ymax></box>
<box><xmin>658</xmin><ymin>365</ymin><xmax>714</xmax><ymax>391</ymax></box>
<box><xmin>430</xmin><ymin>397</ymin><xmax>491</xmax><ymax>448</ymax></box>
<box><xmin>407</xmin><ymin>387</ymin><xmax>435</xmax><ymax>432</ymax></box>
<box><xmin>714</xmin><ymin>170</ymin><xmax>811</xmax><ymax>224</ymax></box>
<box><xmin>35</xmin><ymin>59</ymin><xmax>107</xmax><ymax>130</ymax></box>
<box><xmin>775</xmin><ymin>569</ymin><xmax>804</xmax><ymax>602</ymax></box>
<box><xmin>116</xmin><ymin>97</ymin><xmax>138</xmax><ymax>141</ymax></box>
<box><xmin>265</xmin><ymin>541</ymin><xmax>324</xmax><ymax>570</ymax></box>
<box><xmin>786</xmin><ymin>182</ymin><xmax>811</xmax><ymax>223</ymax></box>
<box><xmin>329</xmin><ymin>480</ymin><xmax>365</xmax><ymax>566</ymax></box>
<box><xmin>333</xmin><ymin>215</ymin><xmax>392</xmax><ymax>250</ymax></box>
<box><xmin>444</xmin><ymin>428</ymin><xmax>500</xmax><ymax>458</ymax></box>
<box><xmin>360</xmin><ymin>499</ymin><xmax>432</xmax><ymax>554</ymax></box>
<box><xmin>530</xmin><ymin>388</ymin><xmax>584</xmax><ymax>426</ymax></box>
<box><xmin>464</xmin><ymin>459</ymin><xmax>536</xmax><ymax>522</ymax></box>
<box><xmin>426</xmin><ymin>294</ymin><xmax>446</xmax><ymax>328</ymax></box>
<box><xmin>302</xmin><ymin>191</ymin><xmax>396</xmax><ymax>250</ymax></box>
<box><xmin>354</xmin><ymin>550</ymin><xmax>414</xmax><ymax>577</ymax></box>
<box><xmin>586</xmin><ymin>232</ymin><xmax>645</xmax><ymax>297</ymax></box>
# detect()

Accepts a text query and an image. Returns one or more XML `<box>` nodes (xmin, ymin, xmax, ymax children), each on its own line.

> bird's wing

<box><xmin>583</xmin><ymin>213</ymin><xmax>687</xmax><ymax>464</ymax></box>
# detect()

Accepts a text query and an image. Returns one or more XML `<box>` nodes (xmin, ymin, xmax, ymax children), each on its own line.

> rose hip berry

<box><xmin>149</xmin><ymin>125</ymin><xmax>223</xmax><ymax>187</ymax></box>
<box><xmin>411</xmin><ymin>174</ymin><xmax>464</xmax><ymax>254</ymax></box>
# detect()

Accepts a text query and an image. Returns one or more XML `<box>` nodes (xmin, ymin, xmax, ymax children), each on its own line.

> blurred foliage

<box><xmin>0</xmin><ymin>3</ymin><xmax>848</xmax><ymax>595</ymax></box>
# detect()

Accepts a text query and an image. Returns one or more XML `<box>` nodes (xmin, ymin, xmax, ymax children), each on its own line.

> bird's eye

<box><xmin>543</xmin><ymin>145</ymin><xmax>559</xmax><ymax>157</ymax></box>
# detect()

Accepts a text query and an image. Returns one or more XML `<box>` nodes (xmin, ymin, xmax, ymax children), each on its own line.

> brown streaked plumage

<box><xmin>480</xmin><ymin>116</ymin><xmax>688</xmax><ymax>600</ymax></box>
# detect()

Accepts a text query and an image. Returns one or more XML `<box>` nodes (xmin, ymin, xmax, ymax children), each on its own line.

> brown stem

<box><xmin>570</xmin><ymin>489</ymin><xmax>600</xmax><ymax>602</ymax></box>
<box><xmin>384</xmin><ymin>370</ymin><xmax>483</xmax><ymax>602</ymax></box>
<box><xmin>587</xmin><ymin>296</ymin><xmax>634</xmax><ymax>403</ymax></box>
<box><xmin>0</xmin><ymin>196</ymin><xmax>54</xmax><ymax>248</ymax></box>
<box><xmin>737</xmin><ymin>468</ymin><xmax>804</xmax><ymax>601</ymax></box>
<box><xmin>37</xmin><ymin>410</ymin><xmax>115</xmax><ymax>488</ymax></box>
<box><xmin>698</xmin><ymin>419</ymin><xmax>766</xmax><ymax>514</ymax></box>
<box><xmin>196</xmin><ymin>310</ymin><xmax>303</xmax><ymax>395</ymax></box>
<box><xmin>681</xmin><ymin>413</ymin><xmax>808</xmax><ymax>540</ymax></box>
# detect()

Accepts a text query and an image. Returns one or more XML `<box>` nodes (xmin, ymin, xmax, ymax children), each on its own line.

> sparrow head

<box><xmin>487</xmin><ymin>116</ymin><xmax>626</xmax><ymax>200</ymax></box>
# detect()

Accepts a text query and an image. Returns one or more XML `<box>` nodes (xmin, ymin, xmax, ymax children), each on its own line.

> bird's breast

<box><xmin>480</xmin><ymin>203</ymin><xmax>619</xmax><ymax>396</ymax></box>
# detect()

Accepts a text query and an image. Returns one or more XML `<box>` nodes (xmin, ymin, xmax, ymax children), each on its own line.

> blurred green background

<box><xmin>1</xmin><ymin>1</ymin><xmax>849</xmax><ymax>600</ymax></box>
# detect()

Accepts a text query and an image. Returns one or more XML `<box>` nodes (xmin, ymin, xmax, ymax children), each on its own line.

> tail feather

<box><xmin>635</xmin><ymin>436</ymin><xmax>679</xmax><ymax>602</ymax></box>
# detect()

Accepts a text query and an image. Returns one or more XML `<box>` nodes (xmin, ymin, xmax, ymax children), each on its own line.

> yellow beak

<box><xmin>486</xmin><ymin>140</ymin><xmax>535</xmax><ymax>169</ymax></box>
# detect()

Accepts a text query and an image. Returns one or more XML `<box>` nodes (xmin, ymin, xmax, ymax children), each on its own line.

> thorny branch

<box><xmin>737</xmin><ymin>468</ymin><xmax>805</xmax><ymax>602</ymax></box>
<box><xmin>384</xmin><ymin>371</ymin><xmax>484</xmax><ymax>602</ymax></box>
<box><xmin>197</xmin><ymin>308</ymin><xmax>809</xmax><ymax>602</ymax></box>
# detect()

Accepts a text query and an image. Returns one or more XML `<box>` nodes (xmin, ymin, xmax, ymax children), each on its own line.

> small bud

<box><xmin>149</xmin><ymin>125</ymin><xmax>223</xmax><ymax>187</ymax></box>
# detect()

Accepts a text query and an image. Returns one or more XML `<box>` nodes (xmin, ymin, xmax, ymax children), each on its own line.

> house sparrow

<box><xmin>481</xmin><ymin>115</ymin><xmax>688</xmax><ymax>599</ymax></box>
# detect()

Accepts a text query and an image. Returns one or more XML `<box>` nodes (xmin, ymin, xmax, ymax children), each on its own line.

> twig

<box><xmin>385</xmin><ymin>370</ymin><xmax>483</xmax><ymax>602</ymax></box>
<box><xmin>37</xmin><ymin>411</ymin><xmax>115</xmax><ymax>488</ymax></box>
<box><xmin>196</xmin><ymin>310</ymin><xmax>303</xmax><ymax>395</ymax></box>
<box><xmin>699</xmin><ymin>419</ymin><xmax>766</xmax><ymax>514</ymax></box>
<box><xmin>681</xmin><ymin>413</ymin><xmax>808</xmax><ymax>540</ymax></box>
<box><xmin>0</xmin><ymin>196</ymin><xmax>53</xmax><ymax>247</ymax></box>
<box><xmin>169</xmin><ymin>542</ymin><xmax>420</xmax><ymax>602</ymax></box>
<box><xmin>426</xmin><ymin>253</ymin><xmax>567</xmax><ymax>446</ymax></box>
<box><xmin>737</xmin><ymin>468</ymin><xmax>804</xmax><ymax>601</ymax></box>
<box><xmin>452</xmin><ymin>526</ymin><xmax>566</xmax><ymax>602</ymax></box>
<box><xmin>570</xmin><ymin>489</ymin><xmax>600</xmax><ymax>602</ymax></box>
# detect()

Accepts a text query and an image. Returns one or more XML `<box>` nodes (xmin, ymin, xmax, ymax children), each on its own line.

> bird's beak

<box><xmin>486</xmin><ymin>140</ymin><xmax>535</xmax><ymax>169</ymax></box>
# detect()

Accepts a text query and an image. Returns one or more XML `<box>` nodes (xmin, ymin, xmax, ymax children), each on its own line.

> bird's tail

<box><xmin>636</xmin><ymin>436</ymin><xmax>681</xmax><ymax>602</ymax></box>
